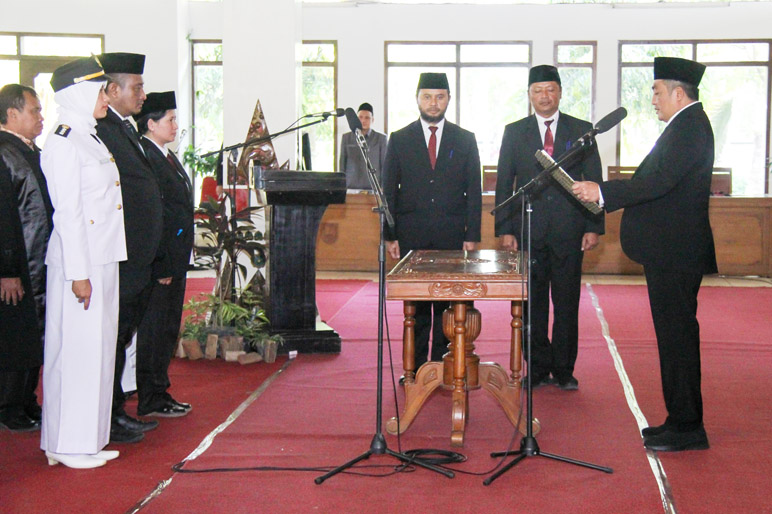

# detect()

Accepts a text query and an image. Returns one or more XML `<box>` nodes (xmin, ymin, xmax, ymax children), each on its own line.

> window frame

<box><xmin>554</xmin><ymin>40</ymin><xmax>597</xmax><ymax>122</ymax></box>
<box><xmin>617</xmin><ymin>38</ymin><xmax>772</xmax><ymax>194</ymax></box>
<box><xmin>301</xmin><ymin>39</ymin><xmax>338</xmax><ymax>171</ymax></box>
<box><xmin>384</xmin><ymin>40</ymin><xmax>532</xmax><ymax>134</ymax></box>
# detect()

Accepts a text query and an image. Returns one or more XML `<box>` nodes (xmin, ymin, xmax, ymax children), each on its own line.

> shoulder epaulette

<box><xmin>54</xmin><ymin>125</ymin><xmax>71</xmax><ymax>138</ymax></box>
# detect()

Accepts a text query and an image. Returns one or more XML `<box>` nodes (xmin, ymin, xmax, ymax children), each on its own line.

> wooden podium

<box><xmin>385</xmin><ymin>249</ymin><xmax>539</xmax><ymax>446</ymax></box>
<box><xmin>255</xmin><ymin>169</ymin><xmax>346</xmax><ymax>354</ymax></box>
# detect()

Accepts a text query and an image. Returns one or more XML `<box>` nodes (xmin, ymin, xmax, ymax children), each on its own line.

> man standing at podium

<box><xmin>572</xmin><ymin>57</ymin><xmax>716</xmax><ymax>452</ymax></box>
<box><xmin>383</xmin><ymin>72</ymin><xmax>482</xmax><ymax>374</ymax></box>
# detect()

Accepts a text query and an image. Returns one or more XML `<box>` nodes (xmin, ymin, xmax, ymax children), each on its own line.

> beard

<box><xmin>419</xmin><ymin>105</ymin><xmax>447</xmax><ymax>124</ymax></box>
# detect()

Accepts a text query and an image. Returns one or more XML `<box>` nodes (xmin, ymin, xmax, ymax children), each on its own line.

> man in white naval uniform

<box><xmin>40</xmin><ymin>56</ymin><xmax>127</xmax><ymax>469</ymax></box>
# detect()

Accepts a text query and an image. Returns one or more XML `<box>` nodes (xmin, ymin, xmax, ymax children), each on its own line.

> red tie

<box><xmin>428</xmin><ymin>126</ymin><xmax>438</xmax><ymax>169</ymax></box>
<box><xmin>544</xmin><ymin>120</ymin><xmax>554</xmax><ymax>156</ymax></box>
<box><xmin>167</xmin><ymin>152</ymin><xmax>177</xmax><ymax>169</ymax></box>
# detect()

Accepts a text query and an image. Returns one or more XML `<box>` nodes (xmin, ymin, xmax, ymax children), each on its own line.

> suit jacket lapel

<box><xmin>434</xmin><ymin>122</ymin><xmax>456</xmax><ymax>171</ymax></box>
<box><xmin>553</xmin><ymin>112</ymin><xmax>571</xmax><ymax>158</ymax></box>
<box><xmin>169</xmin><ymin>150</ymin><xmax>193</xmax><ymax>193</ymax></box>
<box><xmin>108</xmin><ymin>109</ymin><xmax>150</xmax><ymax>164</ymax></box>
<box><xmin>407</xmin><ymin>120</ymin><xmax>433</xmax><ymax>171</ymax></box>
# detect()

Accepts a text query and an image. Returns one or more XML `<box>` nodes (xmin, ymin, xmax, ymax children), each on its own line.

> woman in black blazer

<box><xmin>132</xmin><ymin>92</ymin><xmax>194</xmax><ymax>418</ymax></box>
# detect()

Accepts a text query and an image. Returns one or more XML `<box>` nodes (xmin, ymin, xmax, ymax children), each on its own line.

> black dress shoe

<box><xmin>641</xmin><ymin>423</ymin><xmax>670</xmax><ymax>438</ymax></box>
<box><xmin>24</xmin><ymin>403</ymin><xmax>42</xmax><ymax>423</ymax></box>
<box><xmin>113</xmin><ymin>413</ymin><xmax>159</xmax><ymax>432</ymax></box>
<box><xmin>557</xmin><ymin>376</ymin><xmax>579</xmax><ymax>391</ymax></box>
<box><xmin>643</xmin><ymin>426</ymin><xmax>709</xmax><ymax>452</ymax></box>
<box><xmin>139</xmin><ymin>401</ymin><xmax>189</xmax><ymax>418</ymax></box>
<box><xmin>0</xmin><ymin>413</ymin><xmax>41</xmax><ymax>432</ymax></box>
<box><xmin>167</xmin><ymin>397</ymin><xmax>191</xmax><ymax>411</ymax></box>
<box><xmin>522</xmin><ymin>373</ymin><xmax>554</xmax><ymax>389</ymax></box>
<box><xmin>109</xmin><ymin>423</ymin><xmax>144</xmax><ymax>444</ymax></box>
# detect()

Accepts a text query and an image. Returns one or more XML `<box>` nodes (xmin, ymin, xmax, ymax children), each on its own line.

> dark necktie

<box><xmin>544</xmin><ymin>120</ymin><xmax>554</xmax><ymax>156</ymax></box>
<box><xmin>428</xmin><ymin>126</ymin><xmax>438</xmax><ymax>169</ymax></box>
<box><xmin>167</xmin><ymin>151</ymin><xmax>192</xmax><ymax>192</ymax></box>
<box><xmin>123</xmin><ymin>119</ymin><xmax>145</xmax><ymax>156</ymax></box>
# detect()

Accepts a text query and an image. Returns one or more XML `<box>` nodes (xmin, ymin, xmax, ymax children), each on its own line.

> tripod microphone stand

<box><xmin>484</xmin><ymin>145</ymin><xmax>614</xmax><ymax>486</ymax></box>
<box><xmin>315</xmin><ymin>110</ymin><xmax>453</xmax><ymax>484</ymax></box>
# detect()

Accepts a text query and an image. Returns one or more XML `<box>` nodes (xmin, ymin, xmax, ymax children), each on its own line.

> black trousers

<box><xmin>0</xmin><ymin>367</ymin><xmax>39</xmax><ymax>417</ymax></box>
<box><xmin>136</xmin><ymin>274</ymin><xmax>187</xmax><ymax>413</ymax></box>
<box><xmin>525</xmin><ymin>244</ymin><xmax>584</xmax><ymax>381</ymax></box>
<box><xmin>644</xmin><ymin>266</ymin><xmax>704</xmax><ymax>432</ymax></box>
<box><xmin>112</xmin><ymin>265</ymin><xmax>154</xmax><ymax>417</ymax></box>
<box><xmin>413</xmin><ymin>300</ymin><xmax>450</xmax><ymax>370</ymax></box>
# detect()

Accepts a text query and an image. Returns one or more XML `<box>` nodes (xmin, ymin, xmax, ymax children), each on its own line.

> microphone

<box><xmin>345</xmin><ymin>107</ymin><xmax>369</xmax><ymax>150</ymax></box>
<box><xmin>344</xmin><ymin>107</ymin><xmax>362</xmax><ymax>132</ymax></box>
<box><xmin>594</xmin><ymin>107</ymin><xmax>628</xmax><ymax>135</ymax></box>
<box><xmin>573</xmin><ymin>107</ymin><xmax>628</xmax><ymax>147</ymax></box>
<box><xmin>304</xmin><ymin>108</ymin><xmax>345</xmax><ymax>119</ymax></box>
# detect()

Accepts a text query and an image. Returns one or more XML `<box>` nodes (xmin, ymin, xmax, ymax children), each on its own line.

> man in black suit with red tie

<box><xmin>574</xmin><ymin>57</ymin><xmax>716</xmax><ymax>452</ymax></box>
<box><xmin>383</xmin><ymin>72</ymin><xmax>482</xmax><ymax>375</ymax></box>
<box><xmin>96</xmin><ymin>52</ymin><xmax>163</xmax><ymax>442</ymax></box>
<box><xmin>495</xmin><ymin>65</ymin><xmax>604</xmax><ymax>391</ymax></box>
<box><xmin>133</xmin><ymin>92</ymin><xmax>194</xmax><ymax>418</ymax></box>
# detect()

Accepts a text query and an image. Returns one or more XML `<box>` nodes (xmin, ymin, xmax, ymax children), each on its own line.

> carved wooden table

<box><xmin>385</xmin><ymin>249</ymin><xmax>540</xmax><ymax>447</ymax></box>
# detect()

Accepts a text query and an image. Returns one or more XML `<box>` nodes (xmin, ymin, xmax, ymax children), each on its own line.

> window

<box><xmin>0</xmin><ymin>32</ymin><xmax>103</xmax><ymax>147</ymax></box>
<box><xmin>619</xmin><ymin>40</ymin><xmax>771</xmax><ymax>195</ymax></box>
<box><xmin>191</xmin><ymin>40</ymin><xmax>223</xmax><ymax>154</ymax></box>
<box><xmin>385</xmin><ymin>41</ymin><xmax>531</xmax><ymax>168</ymax></box>
<box><xmin>555</xmin><ymin>42</ymin><xmax>596</xmax><ymax>122</ymax></box>
<box><xmin>301</xmin><ymin>41</ymin><xmax>337</xmax><ymax>171</ymax></box>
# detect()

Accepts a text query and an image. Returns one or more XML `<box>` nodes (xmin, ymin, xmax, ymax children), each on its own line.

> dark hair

<box><xmin>0</xmin><ymin>84</ymin><xmax>37</xmax><ymax>125</ymax></box>
<box><xmin>664</xmin><ymin>79</ymin><xmax>699</xmax><ymax>101</ymax></box>
<box><xmin>104</xmin><ymin>73</ymin><xmax>130</xmax><ymax>92</ymax></box>
<box><xmin>136</xmin><ymin>110</ymin><xmax>168</xmax><ymax>135</ymax></box>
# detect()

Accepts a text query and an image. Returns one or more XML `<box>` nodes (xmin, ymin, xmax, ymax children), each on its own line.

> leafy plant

<box><xmin>183</xmin><ymin>144</ymin><xmax>220</xmax><ymax>178</ymax></box>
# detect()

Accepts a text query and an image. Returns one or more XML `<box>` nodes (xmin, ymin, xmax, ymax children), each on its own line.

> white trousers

<box><xmin>41</xmin><ymin>263</ymin><xmax>119</xmax><ymax>454</ymax></box>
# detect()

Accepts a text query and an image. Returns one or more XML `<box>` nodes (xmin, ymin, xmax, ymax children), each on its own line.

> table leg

<box><xmin>402</xmin><ymin>301</ymin><xmax>416</xmax><ymax>383</ymax></box>
<box><xmin>450</xmin><ymin>301</ymin><xmax>468</xmax><ymax>447</ymax></box>
<box><xmin>479</xmin><ymin>363</ymin><xmax>540</xmax><ymax>436</ymax></box>
<box><xmin>510</xmin><ymin>300</ymin><xmax>523</xmax><ymax>385</ymax></box>
<box><xmin>386</xmin><ymin>362</ymin><xmax>443</xmax><ymax>435</ymax></box>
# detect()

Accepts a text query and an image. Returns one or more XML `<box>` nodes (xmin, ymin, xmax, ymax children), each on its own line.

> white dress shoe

<box><xmin>94</xmin><ymin>450</ymin><xmax>119</xmax><ymax>461</ymax></box>
<box><xmin>45</xmin><ymin>451</ymin><xmax>106</xmax><ymax>469</ymax></box>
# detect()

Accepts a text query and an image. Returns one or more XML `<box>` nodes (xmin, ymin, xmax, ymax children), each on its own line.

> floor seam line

<box><xmin>586</xmin><ymin>283</ymin><xmax>678</xmax><ymax>514</ymax></box>
<box><xmin>126</xmin><ymin>359</ymin><xmax>293</xmax><ymax>513</ymax></box>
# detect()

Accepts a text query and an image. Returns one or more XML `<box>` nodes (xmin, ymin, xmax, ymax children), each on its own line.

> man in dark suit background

<box><xmin>96</xmin><ymin>52</ymin><xmax>163</xmax><ymax>442</ymax></box>
<box><xmin>495</xmin><ymin>65</ymin><xmax>604</xmax><ymax>391</ymax></box>
<box><xmin>384</xmin><ymin>72</ymin><xmax>482</xmax><ymax>374</ymax></box>
<box><xmin>573</xmin><ymin>57</ymin><xmax>716</xmax><ymax>452</ymax></box>
<box><xmin>0</xmin><ymin>85</ymin><xmax>52</xmax><ymax>432</ymax></box>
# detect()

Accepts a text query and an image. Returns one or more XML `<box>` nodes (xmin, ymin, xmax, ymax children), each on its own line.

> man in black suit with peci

<box><xmin>96</xmin><ymin>52</ymin><xmax>163</xmax><ymax>443</ymax></box>
<box><xmin>495</xmin><ymin>65</ymin><xmax>604</xmax><ymax>391</ymax></box>
<box><xmin>383</xmin><ymin>72</ymin><xmax>482</xmax><ymax>374</ymax></box>
<box><xmin>573</xmin><ymin>57</ymin><xmax>716</xmax><ymax>452</ymax></box>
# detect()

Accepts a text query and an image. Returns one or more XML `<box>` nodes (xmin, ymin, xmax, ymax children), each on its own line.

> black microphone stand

<box><xmin>485</xmin><ymin>144</ymin><xmax>613</xmax><ymax>485</ymax></box>
<box><xmin>315</xmin><ymin>129</ymin><xmax>453</xmax><ymax>484</ymax></box>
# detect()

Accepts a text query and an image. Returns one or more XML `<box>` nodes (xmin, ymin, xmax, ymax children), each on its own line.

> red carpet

<box><xmin>143</xmin><ymin>282</ymin><xmax>661</xmax><ymax>513</ymax></box>
<box><xmin>590</xmin><ymin>285</ymin><xmax>772</xmax><ymax>513</ymax></box>
<box><xmin>0</xmin><ymin>357</ymin><xmax>285</xmax><ymax>513</ymax></box>
<box><xmin>2</xmin><ymin>280</ymin><xmax>771</xmax><ymax>513</ymax></box>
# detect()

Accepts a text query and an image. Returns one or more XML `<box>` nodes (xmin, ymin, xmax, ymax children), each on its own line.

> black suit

<box><xmin>601</xmin><ymin>102</ymin><xmax>716</xmax><ymax>431</ymax></box>
<box><xmin>96</xmin><ymin>109</ymin><xmax>164</xmax><ymax>416</ymax></box>
<box><xmin>494</xmin><ymin>112</ymin><xmax>604</xmax><ymax>381</ymax></box>
<box><xmin>135</xmin><ymin>139</ymin><xmax>194</xmax><ymax>414</ymax></box>
<box><xmin>383</xmin><ymin>119</ymin><xmax>481</xmax><ymax>367</ymax></box>
<box><xmin>0</xmin><ymin>133</ymin><xmax>53</xmax><ymax>421</ymax></box>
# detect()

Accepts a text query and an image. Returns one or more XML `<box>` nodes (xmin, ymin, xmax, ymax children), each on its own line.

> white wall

<box><xmin>302</xmin><ymin>1</ymin><xmax>772</xmax><ymax>174</ymax></box>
